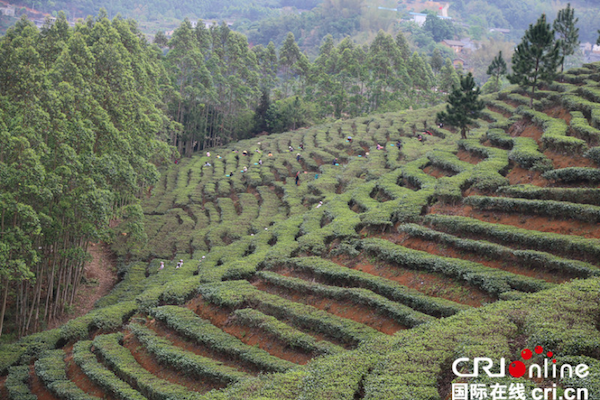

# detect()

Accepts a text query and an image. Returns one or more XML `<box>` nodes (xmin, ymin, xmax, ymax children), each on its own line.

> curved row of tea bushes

<box><xmin>256</xmin><ymin>270</ymin><xmax>434</xmax><ymax>328</ymax></box>
<box><xmin>359</xmin><ymin>238</ymin><xmax>555</xmax><ymax>296</ymax></box>
<box><xmin>399</xmin><ymin>223</ymin><xmax>600</xmax><ymax>278</ymax></box>
<box><xmin>424</xmin><ymin>214</ymin><xmax>600</xmax><ymax>262</ymax></box>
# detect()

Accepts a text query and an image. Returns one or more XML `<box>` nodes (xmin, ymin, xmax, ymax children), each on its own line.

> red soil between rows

<box><xmin>329</xmin><ymin>254</ymin><xmax>494</xmax><ymax>307</ymax></box>
<box><xmin>144</xmin><ymin>318</ymin><xmax>255</xmax><ymax>374</ymax></box>
<box><xmin>122</xmin><ymin>330</ymin><xmax>215</xmax><ymax>393</ymax></box>
<box><xmin>423</xmin><ymin>165</ymin><xmax>455</xmax><ymax>179</ymax></box>
<box><xmin>28</xmin><ymin>364</ymin><xmax>59</xmax><ymax>400</ymax></box>
<box><xmin>187</xmin><ymin>298</ymin><xmax>318</xmax><ymax>364</ymax></box>
<box><xmin>384</xmin><ymin>232</ymin><xmax>568</xmax><ymax>284</ymax></box>
<box><xmin>252</xmin><ymin>278</ymin><xmax>406</xmax><ymax>336</ymax></box>
<box><xmin>456</xmin><ymin>149</ymin><xmax>484</xmax><ymax>165</ymax></box>
<box><xmin>64</xmin><ymin>344</ymin><xmax>113</xmax><ymax>399</ymax></box>
<box><xmin>429</xmin><ymin>204</ymin><xmax>600</xmax><ymax>239</ymax></box>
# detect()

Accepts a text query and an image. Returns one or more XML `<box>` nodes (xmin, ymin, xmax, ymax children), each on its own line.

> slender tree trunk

<box><xmin>0</xmin><ymin>276</ymin><xmax>9</xmax><ymax>338</ymax></box>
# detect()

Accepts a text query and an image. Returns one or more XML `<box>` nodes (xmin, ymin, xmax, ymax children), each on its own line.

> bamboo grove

<box><xmin>0</xmin><ymin>12</ymin><xmax>174</xmax><ymax>339</ymax></box>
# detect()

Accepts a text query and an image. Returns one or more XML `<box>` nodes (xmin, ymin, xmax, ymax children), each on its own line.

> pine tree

<box><xmin>436</xmin><ymin>72</ymin><xmax>485</xmax><ymax>139</ymax></box>
<box><xmin>486</xmin><ymin>51</ymin><xmax>507</xmax><ymax>92</ymax></box>
<box><xmin>508</xmin><ymin>14</ymin><xmax>561</xmax><ymax>108</ymax></box>
<box><xmin>553</xmin><ymin>3</ymin><xmax>579</xmax><ymax>73</ymax></box>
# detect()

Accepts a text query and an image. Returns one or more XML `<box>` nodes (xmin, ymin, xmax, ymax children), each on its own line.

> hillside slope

<box><xmin>3</xmin><ymin>63</ymin><xmax>600</xmax><ymax>399</ymax></box>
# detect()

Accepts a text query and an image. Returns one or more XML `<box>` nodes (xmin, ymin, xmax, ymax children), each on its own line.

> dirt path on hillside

<box><xmin>47</xmin><ymin>242</ymin><xmax>118</xmax><ymax>330</ymax></box>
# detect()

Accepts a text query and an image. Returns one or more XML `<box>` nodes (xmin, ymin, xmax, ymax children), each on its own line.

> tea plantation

<box><xmin>3</xmin><ymin>64</ymin><xmax>600</xmax><ymax>399</ymax></box>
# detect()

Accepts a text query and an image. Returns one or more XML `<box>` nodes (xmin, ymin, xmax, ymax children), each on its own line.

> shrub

<box><xmin>6</xmin><ymin>365</ymin><xmax>37</xmax><ymax>400</ymax></box>
<box><xmin>465</xmin><ymin>195</ymin><xmax>600</xmax><ymax>223</ymax></box>
<box><xmin>256</xmin><ymin>270</ymin><xmax>434</xmax><ymax>328</ymax></box>
<box><xmin>35</xmin><ymin>350</ymin><xmax>97</xmax><ymax>400</ymax></box>
<box><xmin>231</xmin><ymin>308</ymin><xmax>344</xmax><ymax>356</ymax></box>
<box><xmin>149</xmin><ymin>305</ymin><xmax>296</xmax><ymax>373</ymax></box>
<box><xmin>542</xmin><ymin>167</ymin><xmax>600</xmax><ymax>183</ymax></box>
<box><xmin>359</xmin><ymin>238</ymin><xmax>554</xmax><ymax>296</ymax></box>
<box><xmin>92</xmin><ymin>333</ymin><xmax>204</xmax><ymax>400</ymax></box>
<box><xmin>128</xmin><ymin>323</ymin><xmax>250</xmax><ymax>383</ymax></box>
<box><xmin>72</xmin><ymin>340</ymin><xmax>146</xmax><ymax>400</ymax></box>
<box><xmin>424</xmin><ymin>214</ymin><xmax>600</xmax><ymax>261</ymax></box>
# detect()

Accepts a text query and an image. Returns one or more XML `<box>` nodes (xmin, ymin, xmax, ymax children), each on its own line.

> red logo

<box><xmin>508</xmin><ymin>346</ymin><xmax>557</xmax><ymax>378</ymax></box>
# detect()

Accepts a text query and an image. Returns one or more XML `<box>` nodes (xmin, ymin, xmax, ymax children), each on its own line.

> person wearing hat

<box><xmin>159</xmin><ymin>261</ymin><xmax>164</xmax><ymax>270</ymax></box>
<box><xmin>176</xmin><ymin>259</ymin><xmax>183</xmax><ymax>269</ymax></box>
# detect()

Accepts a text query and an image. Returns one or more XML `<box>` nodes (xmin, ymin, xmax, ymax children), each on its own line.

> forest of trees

<box><xmin>0</xmin><ymin>12</ymin><xmax>174</xmax><ymax>339</ymax></box>
<box><xmin>163</xmin><ymin>20</ymin><xmax>459</xmax><ymax>157</ymax></box>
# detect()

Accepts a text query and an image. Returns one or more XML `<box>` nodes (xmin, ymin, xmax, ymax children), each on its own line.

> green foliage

<box><xmin>425</xmin><ymin>214</ymin><xmax>600</xmax><ymax>261</ymax></box>
<box><xmin>257</xmin><ymin>270</ymin><xmax>434</xmax><ymax>328</ymax></box>
<box><xmin>93</xmin><ymin>333</ymin><xmax>204</xmax><ymax>400</ymax></box>
<box><xmin>72</xmin><ymin>340</ymin><xmax>146</xmax><ymax>400</ymax></box>
<box><xmin>486</xmin><ymin>51</ymin><xmax>508</xmax><ymax>92</ymax></box>
<box><xmin>508</xmin><ymin>14</ymin><xmax>561</xmax><ymax>106</ymax></box>
<box><xmin>231</xmin><ymin>308</ymin><xmax>343</xmax><ymax>356</ymax></box>
<box><xmin>497</xmin><ymin>185</ymin><xmax>600</xmax><ymax>206</ymax></box>
<box><xmin>359</xmin><ymin>238</ymin><xmax>554</xmax><ymax>296</ymax></box>
<box><xmin>520</xmin><ymin>107</ymin><xmax>586</xmax><ymax>153</ymax></box>
<box><xmin>422</xmin><ymin>13</ymin><xmax>455</xmax><ymax>42</ymax></box>
<box><xmin>399</xmin><ymin>223</ymin><xmax>600</xmax><ymax>278</ymax></box>
<box><xmin>465</xmin><ymin>195</ymin><xmax>600</xmax><ymax>223</ymax></box>
<box><xmin>149</xmin><ymin>305</ymin><xmax>296</xmax><ymax>373</ymax></box>
<box><xmin>198</xmin><ymin>281</ymin><xmax>385</xmax><ymax>345</ymax></box>
<box><xmin>128</xmin><ymin>323</ymin><xmax>250</xmax><ymax>383</ymax></box>
<box><xmin>266</xmin><ymin>258</ymin><xmax>469</xmax><ymax>318</ymax></box>
<box><xmin>553</xmin><ymin>3</ymin><xmax>579</xmax><ymax>73</ymax></box>
<box><xmin>542</xmin><ymin>167</ymin><xmax>600</xmax><ymax>183</ymax></box>
<box><xmin>35</xmin><ymin>350</ymin><xmax>97</xmax><ymax>400</ymax></box>
<box><xmin>6</xmin><ymin>365</ymin><xmax>37</xmax><ymax>400</ymax></box>
<box><xmin>59</xmin><ymin>301</ymin><xmax>138</xmax><ymax>342</ymax></box>
<box><xmin>437</xmin><ymin>72</ymin><xmax>485</xmax><ymax>139</ymax></box>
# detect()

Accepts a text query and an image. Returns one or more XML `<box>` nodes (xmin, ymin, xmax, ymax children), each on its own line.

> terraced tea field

<box><xmin>3</xmin><ymin>64</ymin><xmax>600</xmax><ymax>399</ymax></box>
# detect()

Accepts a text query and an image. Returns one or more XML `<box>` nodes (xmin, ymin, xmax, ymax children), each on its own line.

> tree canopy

<box><xmin>508</xmin><ymin>14</ymin><xmax>561</xmax><ymax>107</ymax></box>
<box><xmin>436</xmin><ymin>72</ymin><xmax>485</xmax><ymax>139</ymax></box>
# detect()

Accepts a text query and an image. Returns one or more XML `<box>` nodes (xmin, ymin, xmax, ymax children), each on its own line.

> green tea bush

<box><xmin>497</xmin><ymin>185</ymin><xmax>600</xmax><ymax>205</ymax></box>
<box><xmin>585</xmin><ymin>146</ymin><xmax>600</xmax><ymax>165</ymax></box>
<box><xmin>72</xmin><ymin>340</ymin><xmax>146</xmax><ymax>400</ymax></box>
<box><xmin>35</xmin><ymin>350</ymin><xmax>97</xmax><ymax>400</ymax></box>
<box><xmin>198</xmin><ymin>281</ymin><xmax>384</xmax><ymax>345</ymax></box>
<box><xmin>509</xmin><ymin>137</ymin><xmax>553</xmax><ymax>172</ymax></box>
<box><xmin>149</xmin><ymin>306</ymin><xmax>296</xmax><ymax>373</ymax></box>
<box><xmin>268</xmin><ymin>257</ymin><xmax>469</xmax><ymax>317</ymax></box>
<box><xmin>424</xmin><ymin>214</ymin><xmax>600</xmax><ymax>261</ymax></box>
<box><xmin>6</xmin><ymin>366</ymin><xmax>37</xmax><ymax>400</ymax></box>
<box><xmin>465</xmin><ymin>195</ymin><xmax>600</xmax><ymax>223</ymax></box>
<box><xmin>93</xmin><ymin>333</ymin><xmax>204</xmax><ymax>400</ymax></box>
<box><xmin>399</xmin><ymin>223</ymin><xmax>600</xmax><ymax>278</ymax></box>
<box><xmin>231</xmin><ymin>308</ymin><xmax>344</xmax><ymax>356</ymax></box>
<box><xmin>256</xmin><ymin>271</ymin><xmax>434</xmax><ymax>327</ymax></box>
<box><xmin>359</xmin><ymin>238</ymin><xmax>554</xmax><ymax>296</ymax></box>
<box><xmin>542</xmin><ymin>167</ymin><xmax>600</xmax><ymax>183</ymax></box>
<box><xmin>570</xmin><ymin>111</ymin><xmax>600</xmax><ymax>146</ymax></box>
<box><xmin>128</xmin><ymin>323</ymin><xmax>250</xmax><ymax>383</ymax></box>
<box><xmin>60</xmin><ymin>301</ymin><xmax>138</xmax><ymax>342</ymax></box>
<box><xmin>520</xmin><ymin>107</ymin><xmax>586</xmax><ymax>154</ymax></box>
